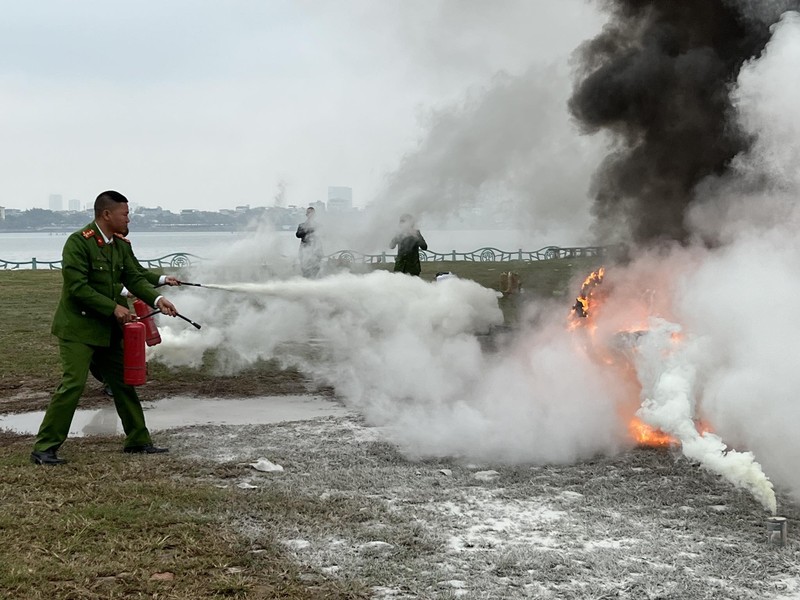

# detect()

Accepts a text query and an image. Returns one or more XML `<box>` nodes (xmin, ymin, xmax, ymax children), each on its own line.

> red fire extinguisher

<box><xmin>123</xmin><ymin>321</ymin><xmax>147</xmax><ymax>386</ymax></box>
<box><xmin>133</xmin><ymin>298</ymin><xmax>162</xmax><ymax>346</ymax></box>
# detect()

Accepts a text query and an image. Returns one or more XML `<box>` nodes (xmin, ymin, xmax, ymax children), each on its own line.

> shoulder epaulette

<box><xmin>82</xmin><ymin>228</ymin><xmax>105</xmax><ymax>247</ymax></box>
<box><xmin>113</xmin><ymin>233</ymin><xmax>131</xmax><ymax>244</ymax></box>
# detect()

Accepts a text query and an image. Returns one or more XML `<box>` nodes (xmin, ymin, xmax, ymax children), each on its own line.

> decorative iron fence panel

<box><xmin>326</xmin><ymin>246</ymin><xmax>608</xmax><ymax>265</ymax></box>
<box><xmin>0</xmin><ymin>253</ymin><xmax>203</xmax><ymax>271</ymax></box>
<box><xmin>1</xmin><ymin>246</ymin><xmax>607</xmax><ymax>270</ymax></box>
<box><xmin>139</xmin><ymin>253</ymin><xmax>203</xmax><ymax>269</ymax></box>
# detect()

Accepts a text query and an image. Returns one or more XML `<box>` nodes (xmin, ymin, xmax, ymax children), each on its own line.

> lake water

<box><xmin>0</xmin><ymin>229</ymin><xmax>554</xmax><ymax>265</ymax></box>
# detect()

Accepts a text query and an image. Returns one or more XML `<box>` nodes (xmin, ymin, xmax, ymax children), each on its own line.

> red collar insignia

<box><xmin>113</xmin><ymin>233</ymin><xmax>131</xmax><ymax>244</ymax></box>
<box><xmin>83</xmin><ymin>229</ymin><xmax>105</xmax><ymax>247</ymax></box>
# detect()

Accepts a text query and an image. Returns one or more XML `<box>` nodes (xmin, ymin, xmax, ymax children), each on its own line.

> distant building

<box><xmin>0</xmin><ymin>206</ymin><xmax>5</xmax><ymax>221</ymax></box>
<box><xmin>49</xmin><ymin>194</ymin><xmax>63</xmax><ymax>212</ymax></box>
<box><xmin>68</xmin><ymin>198</ymin><xmax>81</xmax><ymax>211</ymax></box>
<box><xmin>138</xmin><ymin>206</ymin><xmax>165</xmax><ymax>216</ymax></box>
<box><xmin>327</xmin><ymin>186</ymin><xmax>352</xmax><ymax>212</ymax></box>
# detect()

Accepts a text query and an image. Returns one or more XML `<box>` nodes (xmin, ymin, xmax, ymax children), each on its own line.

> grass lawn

<box><xmin>0</xmin><ymin>431</ymin><xmax>369</xmax><ymax>599</ymax></box>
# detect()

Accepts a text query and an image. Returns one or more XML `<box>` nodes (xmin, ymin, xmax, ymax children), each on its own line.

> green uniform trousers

<box><xmin>34</xmin><ymin>334</ymin><xmax>153</xmax><ymax>452</ymax></box>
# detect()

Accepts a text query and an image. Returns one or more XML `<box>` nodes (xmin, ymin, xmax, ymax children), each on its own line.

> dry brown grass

<box><xmin>0</xmin><ymin>431</ymin><xmax>369</xmax><ymax>600</ymax></box>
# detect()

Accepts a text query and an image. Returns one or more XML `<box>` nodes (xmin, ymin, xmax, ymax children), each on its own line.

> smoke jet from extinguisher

<box><xmin>569</xmin><ymin>0</ymin><xmax>800</xmax><ymax>245</ymax></box>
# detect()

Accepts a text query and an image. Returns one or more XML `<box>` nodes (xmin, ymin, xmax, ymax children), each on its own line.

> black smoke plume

<box><xmin>570</xmin><ymin>0</ymin><xmax>800</xmax><ymax>245</ymax></box>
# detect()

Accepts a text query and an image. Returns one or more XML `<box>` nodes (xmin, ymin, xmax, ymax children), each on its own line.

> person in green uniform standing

<box><xmin>31</xmin><ymin>190</ymin><xmax>180</xmax><ymax>465</ymax></box>
<box><xmin>390</xmin><ymin>214</ymin><xmax>427</xmax><ymax>276</ymax></box>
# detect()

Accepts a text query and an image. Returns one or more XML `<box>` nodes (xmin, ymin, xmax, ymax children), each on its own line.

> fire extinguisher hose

<box><xmin>140</xmin><ymin>309</ymin><xmax>202</xmax><ymax>330</ymax></box>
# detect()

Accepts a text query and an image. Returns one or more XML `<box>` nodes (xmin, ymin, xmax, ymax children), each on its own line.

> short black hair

<box><xmin>94</xmin><ymin>190</ymin><xmax>128</xmax><ymax>218</ymax></box>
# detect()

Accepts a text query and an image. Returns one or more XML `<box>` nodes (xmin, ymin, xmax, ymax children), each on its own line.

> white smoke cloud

<box><xmin>672</xmin><ymin>11</ymin><xmax>800</xmax><ymax>501</ymax></box>
<box><xmin>689</xmin><ymin>11</ymin><xmax>800</xmax><ymax>244</ymax></box>
<box><xmin>346</xmin><ymin>2</ymin><xmax>609</xmax><ymax>250</ymax></box>
<box><xmin>631</xmin><ymin>318</ymin><xmax>776</xmax><ymax>513</ymax></box>
<box><xmin>354</xmin><ymin>63</ymin><xmax>608</xmax><ymax>251</ymax></box>
<box><xmin>153</xmin><ymin>267</ymin><xmax>629</xmax><ymax>464</ymax></box>
<box><xmin>669</xmin><ymin>235</ymin><xmax>800</xmax><ymax>503</ymax></box>
<box><xmin>387</xmin><ymin>319</ymin><xmax>628</xmax><ymax>464</ymax></box>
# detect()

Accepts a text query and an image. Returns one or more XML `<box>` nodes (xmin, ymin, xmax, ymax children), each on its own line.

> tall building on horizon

<box><xmin>48</xmin><ymin>194</ymin><xmax>63</xmax><ymax>212</ymax></box>
<box><xmin>68</xmin><ymin>198</ymin><xmax>81</xmax><ymax>211</ymax></box>
<box><xmin>327</xmin><ymin>186</ymin><xmax>352</xmax><ymax>212</ymax></box>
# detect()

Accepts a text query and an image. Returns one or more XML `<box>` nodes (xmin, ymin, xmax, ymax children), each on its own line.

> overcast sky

<box><xmin>0</xmin><ymin>1</ymin><xmax>606</xmax><ymax>215</ymax></box>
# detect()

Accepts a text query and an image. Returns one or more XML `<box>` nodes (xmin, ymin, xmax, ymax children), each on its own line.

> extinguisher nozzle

<box><xmin>177</xmin><ymin>313</ymin><xmax>202</xmax><ymax>329</ymax></box>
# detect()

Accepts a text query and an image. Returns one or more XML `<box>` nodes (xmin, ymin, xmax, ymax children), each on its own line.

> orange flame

<box><xmin>571</xmin><ymin>267</ymin><xmax>605</xmax><ymax>321</ymax></box>
<box><xmin>629</xmin><ymin>419</ymin><xmax>676</xmax><ymax>447</ymax></box>
<box><xmin>566</xmin><ymin>267</ymin><xmax>716</xmax><ymax>448</ymax></box>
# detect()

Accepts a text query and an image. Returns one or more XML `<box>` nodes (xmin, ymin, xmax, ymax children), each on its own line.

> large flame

<box><xmin>566</xmin><ymin>267</ymin><xmax>776</xmax><ymax>513</ymax></box>
<box><xmin>569</xmin><ymin>266</ymin><xmax>678</xmax><ymax>447</ymax></box>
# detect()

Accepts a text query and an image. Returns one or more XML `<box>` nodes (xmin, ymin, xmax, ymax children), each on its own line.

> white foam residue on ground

<box><xmin>434</xmin><ymin>492</ymin><xmax>566</xmax><ymax>553</ymax></box>
<box><xmin>773</xmin><ymin>577</ymin><xmax>800</xmax><ymax>600</ymax></box>
<box><xmin>583</xmin><ymin>539</ymin><xmax>634</xmax><ymax>551</ymax></box>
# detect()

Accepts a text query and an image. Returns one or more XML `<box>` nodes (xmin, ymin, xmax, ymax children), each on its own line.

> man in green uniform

<box><xmin>31</xmin><ymin>190</ymin><xmax>180</xmax><ymax>465</ymax></box>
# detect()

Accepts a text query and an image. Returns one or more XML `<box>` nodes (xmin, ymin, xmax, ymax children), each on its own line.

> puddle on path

<box><xmin>0</xmin><ymin>395</ymin><xmax>351</xmax><ymax>437</ymax></box>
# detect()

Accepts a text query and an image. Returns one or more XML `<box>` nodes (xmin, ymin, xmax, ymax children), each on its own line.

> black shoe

<box><xmin>103</xmin><ymin>385</ymin><xmax>113</xmax><ymax>397</ymax></box>
<box><xmin>31</xmin><ymin>449</ymin><xmax>67</xmax><ymax>465</ymax></box>
<box><xmin>123</xmin><ymin>444</ymin><xmax>169</xmax><ymax>454</ymax></box>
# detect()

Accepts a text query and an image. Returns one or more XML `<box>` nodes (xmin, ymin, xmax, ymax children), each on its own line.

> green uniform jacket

<box><xmin>51</xmin><ymin>222</ymin><xmax>160</xmax><ymax>347</ymax></box>
<box><xmin>122</xmin><ymin>253</ymin><xmax>163</xmax><ymax>296</ymax></box>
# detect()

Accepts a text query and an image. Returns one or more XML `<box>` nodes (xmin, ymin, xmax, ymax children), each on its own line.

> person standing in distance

<box><xmin>390</xmin><ymin>214</ymin><xmax>428</xmax><ymax>276</ymax></box>
<box><xmin>296</xmin><ymin>206</ymin><xmax>324</xmax><ymax>278</ymax></box>
<box><xmin>31</xmin><ymin>190</ymin><xmax>179</xmax><ymax>465</ymax></box>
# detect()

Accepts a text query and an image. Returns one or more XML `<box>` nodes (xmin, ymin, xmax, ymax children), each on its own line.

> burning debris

<box><xmin>569</xmin><ymin>268</ymin><xmax>777</xmax><ymax>513</ymax></box>
<box><xmin>571</xmin><ymin>267</ymin><xmax>605</xmax><ymax>319</ymax></box>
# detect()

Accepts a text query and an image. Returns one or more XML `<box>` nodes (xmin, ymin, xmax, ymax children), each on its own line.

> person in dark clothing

<box><xmin>390</xmin><ymin>214</ymin><xmax>427</xmax><ymax>276</ymax></box>
<box><xmin>296</xmin><ymin>207</ymin><xmax>323</xmax><ymax>278</ymax></box>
